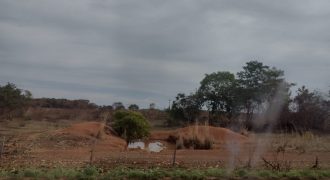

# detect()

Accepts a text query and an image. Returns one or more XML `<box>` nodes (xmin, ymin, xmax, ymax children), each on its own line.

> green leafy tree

<box><xmin>168</xmin><ymin>60</ymin><xmax>293</xmax><ymax>130</ymax></box>
<box><xmin>0</xmin><ymin>83</ymin><xmax>32</xmax><ymax>119</ymax></box>
<box><xmin>112</xmin><ymin>110</ymin><xmax>150</xmax><ymax>143</ymax></box>
<box><xmin>198</xmin><ymin>71</ymin><xmax>239</xmax><ymax>124</ymax></box>
<box><xmin>237</xmin><ymin>61</ymin><xmax>287</xmax><ymax>128</ymax></box>
<box><xmin>292</xmin><ymin>86</ymin><xmax>329</xmax><ymax>131</ymax></box>
<box><xmin>169</xmin><ymin>93</ymin><xmax>202</xmax><ymax>124</ymax></box>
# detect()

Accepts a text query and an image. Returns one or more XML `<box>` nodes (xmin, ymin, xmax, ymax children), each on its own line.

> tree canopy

<box><xmin>170</xmin><ymin>93</ymin><xmax>202</xmax><ymax>123</ymax></box>
<box><xmin>168</xmin><ymin>60</ymin><xmax>293</xmax><ymax>128</ymax></box>
<box><xmin>111</xmin><ymin>110</ymin><xmax>150</xmax><ymax>143</ymax></box>
<box><xmin>198</xmin><ymin>71</ymin><xmax>238</xmax><ymax>116</ymax></box>
<box><xmin>236</xmin><ymin>61</ymin><xmax>289</xmax><ymax>128</ymax></box>
<box><xmin>0</xmin><ymin>83</ymin><xmax>32</xmax><ymax>116</ymax></box>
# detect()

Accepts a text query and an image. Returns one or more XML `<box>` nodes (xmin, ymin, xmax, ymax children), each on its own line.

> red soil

<box><xmin>43</xmin><ymin>123</ymin><xmax>248</xmax><ymax>152</ymax></box>
<box><xmin>50</xmin><ymin>122</ymin><xmax>127</xmax><ymax>151</ymax></box>
<box><xmin>3</xmin><ymin>122</ymin><xmax>330</xmax><ymax>169</ymax></box>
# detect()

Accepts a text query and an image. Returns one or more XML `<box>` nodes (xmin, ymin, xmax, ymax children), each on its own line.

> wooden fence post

<box><xmin>0</xmin><ymin>136</ymin><xmax>5</xmax><ymax>160</ymax></box>
<box><xmin>172</xmin><ymin>140</ymin><xmax>177</xmax><ymax>167</ymax></box>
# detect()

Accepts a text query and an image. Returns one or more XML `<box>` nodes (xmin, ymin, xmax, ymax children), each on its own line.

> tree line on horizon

<box><xmin>0</xmin><ymin>83</ymin><xmax>153</xmax><ymax>119</ymax></box>
<box><xmin>1</xmin><ymin>60</ymin><xmax>329</xmax><ymax>132</ymax></box>
<box><xmin>168</xmin><ymin>60</ymin><xmax>330</xmax><ymax>132</ymax></box>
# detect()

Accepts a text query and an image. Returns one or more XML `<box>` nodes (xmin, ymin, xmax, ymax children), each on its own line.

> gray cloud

<box><xmin>1</xmin><ymin>0</ymin><xmax>329</xmax><ymax>108</ymax></box>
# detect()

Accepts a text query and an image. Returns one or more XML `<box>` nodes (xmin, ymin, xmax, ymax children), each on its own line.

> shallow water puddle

<box><xmin>128</xmin><ymin>141</ymin><xmax>165</xmax><ymax>152</ymax></box>
<box><xmin>148</xmin><ymin>142</ymin><xmax>165</xmax><ymax>152</ymax></box>
<box><xmin>128</xmin><ymin>141</ymin><xmax>145</xmax><ymax>149</ymax></box>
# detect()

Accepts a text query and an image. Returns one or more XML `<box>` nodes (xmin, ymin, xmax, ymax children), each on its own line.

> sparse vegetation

<box><xmin>177</xmin><ymin>136</ymin><xmax>213</xmax><ymax>150</ymax></box>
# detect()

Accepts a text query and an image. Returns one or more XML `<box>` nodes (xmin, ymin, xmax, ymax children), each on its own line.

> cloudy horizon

<box><xmin>1</xmin><ymin>0</ymin><xmax>329</xmax><ymax>108</ymax></box>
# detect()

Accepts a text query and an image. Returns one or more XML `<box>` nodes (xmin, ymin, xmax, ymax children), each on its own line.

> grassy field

<box><xmin>1</xmin><ymin>166</ymin><xmax>330</xmax><ymax>179</ymax></box>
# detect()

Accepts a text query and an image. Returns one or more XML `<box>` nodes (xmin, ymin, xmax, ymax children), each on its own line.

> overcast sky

<box><xmin>0</xmin><ymin>0</ymin><xmax>329</xmax><ymax>108</ymax></box>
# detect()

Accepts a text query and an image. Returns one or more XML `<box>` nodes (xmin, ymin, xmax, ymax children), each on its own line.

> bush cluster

<box><xmin>176</xmin><ymin>136</ymin><xmax>213</xmax><ymax>150</ymax></box>
<box><xmin>111</xmin><ymin>110</ymin><xmax>150</xmax><ymax>143</ymax></box>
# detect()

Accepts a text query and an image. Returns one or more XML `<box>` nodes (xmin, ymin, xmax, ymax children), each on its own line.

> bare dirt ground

<box><xmin>1</xmin><ymin>120</ymin><xmax>330</xmax><ymax>170</ymax></box>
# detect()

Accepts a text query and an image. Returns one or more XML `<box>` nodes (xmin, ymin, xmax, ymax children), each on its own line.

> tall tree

<box><xmin>237</xmin><ymin>61</ymin><xmax>288</xmax><ymax>129</ymax></box>
<box><xmin>170</xmin><ymin>93</ymin><xmax>202</xmax><ymax>123</ymax></box>
<box><xmin>0</xmin><ymin>83</ymin><xmax>32</xmax><ymax>119</ymax></box>
<box><xmin>198</xmin><ymin>71</ymin><xmax>238</xmax><ymax>123</ymax></box>
<box><xmin>292</xmin><ymin>86</ymin><xmax>329</xmax><ymax>130</ymax></box>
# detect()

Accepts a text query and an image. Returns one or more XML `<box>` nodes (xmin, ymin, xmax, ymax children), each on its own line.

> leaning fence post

<box><xmin>172</xmin><ymin>140</ymin><xmax>177</xmax><ymax>167</ymax></box>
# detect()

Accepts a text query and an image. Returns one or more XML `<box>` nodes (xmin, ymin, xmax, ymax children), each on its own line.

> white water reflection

<box><xmin>148</xmin><ymin>142</ymin><xmax>164</xmax><ymax>152</ymax></box>
<box><xmin>128</xmin><ymin>141</ymin><xmax>165</xmax><ymax>152</ymax></box>
<box><xmin>128</xmin><ymin>141</ymin><xmax>145</xmax><ymax>149</ymax></box>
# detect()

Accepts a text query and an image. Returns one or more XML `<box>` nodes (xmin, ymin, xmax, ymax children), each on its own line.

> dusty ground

<box><xmin>0</xmin><ymin>120</ymin><xmax>330</xmax><ymax>170</ymax></box>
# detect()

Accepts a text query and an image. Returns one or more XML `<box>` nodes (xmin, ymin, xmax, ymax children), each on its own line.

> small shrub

<box><xmin>0</xmin><ymin>170</ymin><xmax>8</xmax><ymax>177</ymax></box>
<box><xmin>21</xmin><ymin>168</ymin><xmax>43</xmax><ymax>178</ymax></box>
<box><xmin>302</xmin><ymin>131</ymin><xmax>314</xmax><ymax>140</ymax></box>
<box><xmin>182</xmin><ymin>136</ymin><xmax>213</xmax><ymax>149</ymax></box>
<box><xmin>257</xmin><ymin>170</ymin><xmax>269</xmax><ymax>177</ymax></box>
<box><xmin>319</xmin><ymin>170</ymin><xmax>330</xmax><ymax>178</ymax></box>
<box><xmin>300</xmin><ymin>170</ymin><xmax>317</xmax><ymax>178</ymax></box>
<box><xmin>19</xmin><ymin>122</ymin><xmax>26</xmax><ymax>127</ymax></box>
<box><xmin>187</xmin><ymin>170</ymin><xmax>204</xmax><ymax>180</ymax></box>
<box><xmin>235</xmin><ymin>169</ymin><xmax>247</xmax><ymax>177</ymax></box>
<box><xmin>82</xmin><ymin>165</ymin><xmax>99</xmax><ymax>177</ymax></box>
<box><xmin>205</xmin><ymin>168</ymin><xmax>227</xmax><ymax>177</ymax></box>
<box><xmin>146</xmin><ymin>168</ymin><xmax>167</xmax><ymax>179</ymax></box>
<box><xmin>285</xmin><ymin>170</ymin><xmax>301</xmax><ymax>178</ymax></box>
<box><xmin>103</xmin><ymin>167</ymin><xmax>127</xmax><ymax>179</ymax></box>
<box><xmin>23</xmin><ymin>116</ymin><xmax>32</xmax><ymax>121</ymax></box>
<box><xmin>127</xmin><ymin>169</ymin><xmax>148</xmax><ymax>179</ymax></box>
<box><xmin>176</xmin><ymin>141</ymin><xmax>184</xmax><ymax>149</ymax></box>
<box><xmin>167</xmin><ymin>135</ymin><xmax>178</xmax><ymax>143</ymax></box>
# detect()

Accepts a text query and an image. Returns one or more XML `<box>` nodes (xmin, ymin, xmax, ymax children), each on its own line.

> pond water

<box><xmin>148</xmin><ymin>142</ymin><xmax>165</xmax><ymax>152</ymax></box>
<box><xmin>128</xmin><ymin>141</ymin><xmax>165</xmax><ymax>152</ymax></box>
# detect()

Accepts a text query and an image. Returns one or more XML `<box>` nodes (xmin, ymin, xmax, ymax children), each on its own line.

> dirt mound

<box><xmin>58</xmin><ymin>122</ymin><xmax>104</xmax><ymax>137</ymax></box>
<box><xmin>43</xmin><ymin>122</ymin><xmax>126</xmax><ymax>150</ymax></box>
<box><xmin>150</xmin><ymin>125</ymin><xmax>248</xmax><ymax>146</ymax></box>
<box><xmin>149</xmin><ymin>130</ymin><xmax>176</xmax><ymax>141</ymax></box>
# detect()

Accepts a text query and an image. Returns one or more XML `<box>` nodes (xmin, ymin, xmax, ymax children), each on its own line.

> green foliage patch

<box><xmin>0</xmin><ymin>167</ymin><xmax>329</xmax><ymax>179</ymax></box>
<box><xmin>112</xmin><ymin>110</ymin><xmax>151</xmax><ymax>143</ymax></box>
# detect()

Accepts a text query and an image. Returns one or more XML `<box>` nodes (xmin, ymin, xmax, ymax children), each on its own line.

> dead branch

<box><xmin>262</xmin><ymin>157</ymin><xmax>279</xmax><ymax>171</ymax></box>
